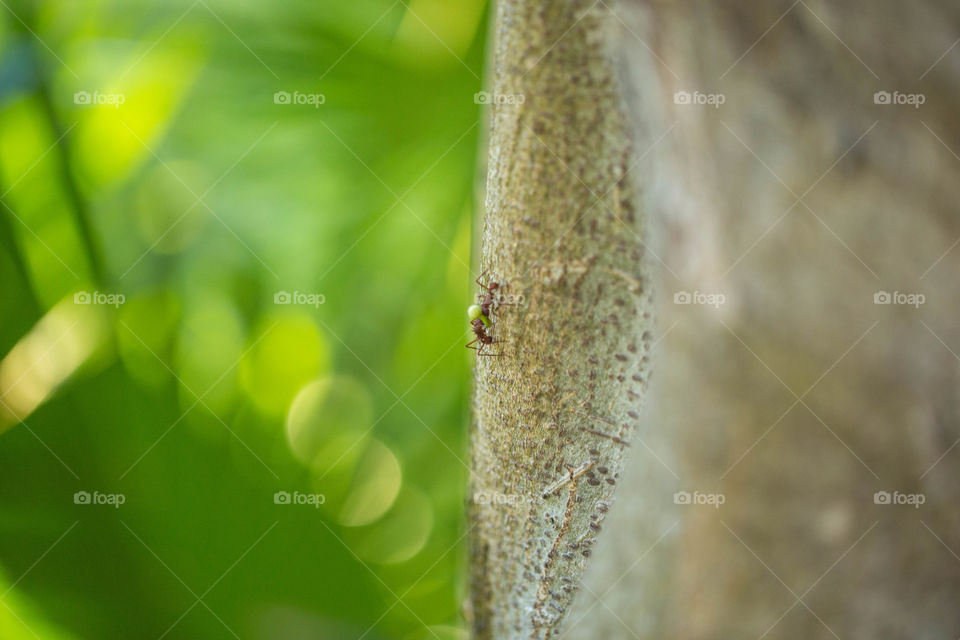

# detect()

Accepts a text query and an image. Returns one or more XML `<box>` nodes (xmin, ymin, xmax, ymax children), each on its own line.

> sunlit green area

<box><xmin>0</xmin><ymin>0</ymin><xmax>486</xmax><ymax>637</ymax></box>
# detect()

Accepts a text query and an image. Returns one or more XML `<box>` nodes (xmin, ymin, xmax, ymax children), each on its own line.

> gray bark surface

<box><xmin>472</xmin><ymin>0</ymin><xmax>960</xmax><ymax>638</ymax></box>
<box><xmin>468</xmin><ymin>1</ymin><xmax>654</xmax><ymax>638</ymax></box>
<box><xmin>564</xmin><ymin>1</ymin><xmax>960</xmax><ymax>638</ymax></box>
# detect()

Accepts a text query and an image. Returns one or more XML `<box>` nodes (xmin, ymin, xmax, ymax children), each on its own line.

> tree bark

<box><xmin>468</xmin><ymin>1</ymin><xmax>655</xmax><ymax>638</ymax></box>
<box><xmin>562</xmin><ymin>1</ymin><xmax>960</xmax><ymax>638</ymax></box>
<box><xmin>473</xmin><ymin>0</ymin><xmax>960</xmax><ymax>638</ymax></box>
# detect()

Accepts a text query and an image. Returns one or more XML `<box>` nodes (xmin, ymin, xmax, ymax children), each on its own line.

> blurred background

<box><xmin>0</xmin><ymin>0</ymin><xmax>487</xmax><ymax>637</ymax></box>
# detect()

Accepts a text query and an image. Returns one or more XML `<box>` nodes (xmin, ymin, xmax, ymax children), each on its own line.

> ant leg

<box><xmin>475</xmin><ymin>269</ymin><xmax>501</xmax><ymax>294</ymax></box>
<box><xmin>474</xmin><ymin>269</ymin><xmax>490</xmax><ymax>290</ymax></box>
<box><xmin>466</xmin><ymin>338</ymin><xmax>479</xmax><ymax>350</ymax></box>
<box><xmin>477</xmin><ymin>343</ymin><xmax>503</xmax><ymax>357</ymax></box>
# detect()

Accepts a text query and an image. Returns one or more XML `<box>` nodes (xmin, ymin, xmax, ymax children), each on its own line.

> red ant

<box><xmin>466</xmin><ymin>306</ymin><xmax>499</xmax><ymax>356</ymax></box>
<box><xmin>476</xmin><ymin>274</ymin><xmax>500</xmax><ymax>318</ymax></box>
<box><xmin>475</xmin><ymin>271</ymin><xmax>516</xmax><ymax>318</ymax></box>
<box><xmin>467</xmin><ymin>271</ymin><xmax>511</xmax><ymax>357</ymax></box>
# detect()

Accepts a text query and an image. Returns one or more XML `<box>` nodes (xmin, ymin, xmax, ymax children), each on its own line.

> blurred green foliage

<box><xmin>0</xmin><ymin>0</ymin><xmax>486</xmax><ymax>637</ymax></box>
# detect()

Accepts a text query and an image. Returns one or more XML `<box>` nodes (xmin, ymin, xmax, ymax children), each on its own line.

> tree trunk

<box><xmin>468</xmin><ymin>0</ymin><xmax>655</xmax><ymax>638</ymax></box>
<box><xmin>563</xmin><ymin>1</ymin><xmax>960</xmax><ymax>638</ymax></box>
<box><xmin>473</xmin><ymin>0</ymin><xmax>960</xmax><ymax>638</ymax></box>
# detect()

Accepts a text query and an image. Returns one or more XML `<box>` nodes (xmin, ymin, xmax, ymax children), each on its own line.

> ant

<box><xmin>475</xmin><ymin>271</ymin><xmax>515</xmax><ymax>318</ymax></box>
<box><xmin>466</xmin><ymin>304</ymin><xmax>499</xmax><ymax>356</ymax></box>
<box><xmin>467</xmin><ymin>270</ymin><xmax>513</xmax><ymax>357</ymax></box>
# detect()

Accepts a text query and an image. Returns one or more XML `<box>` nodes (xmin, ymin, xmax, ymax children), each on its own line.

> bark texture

<box><xmin>561</xmin><ymin>1</ymin><xmax>960</xmax><ymax>638</ymax></box>
<box><xmin>468</xmin><ymin>1</ymin><xmax>654</xmax><ymax>638</ymax></box>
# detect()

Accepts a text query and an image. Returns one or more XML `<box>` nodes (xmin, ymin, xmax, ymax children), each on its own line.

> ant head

<box><xmin>488</xmin><ymin>282</ymin><xmax>500</xmax><ymax>291</ymax></box>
